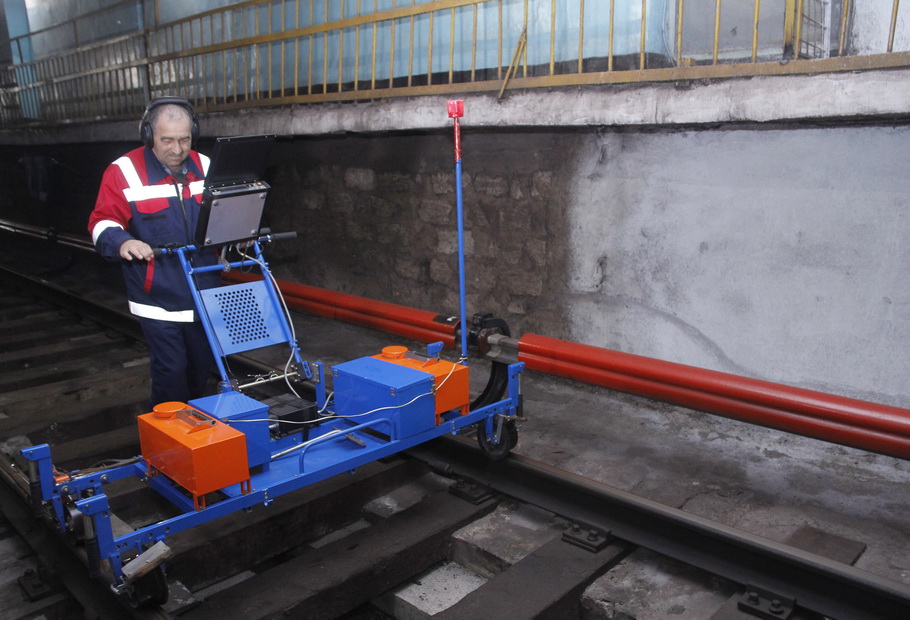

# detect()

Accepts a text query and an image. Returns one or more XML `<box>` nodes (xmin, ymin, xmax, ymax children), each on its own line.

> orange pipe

<box><xmin>312</xmin><ymin>298</ymin><xmax>456</xmax><ymax>346</ymax></box>
<box><xmin>223</xmin><ymin>271</ymin><xmax>456</xmax><ymax>347</ymax></box>
<box><xmin>521</xmin><ymin>351</ymin><xmax>910</xmax><ymax>457</ymax></box>
<box><xmin>519</xmin><ymin>335</ymin><xmax>910</xmax><ymax>460</ymax></box>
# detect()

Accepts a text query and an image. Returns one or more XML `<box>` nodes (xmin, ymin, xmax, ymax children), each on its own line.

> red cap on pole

<box><xmin>447</xmin><ymin>100</ymin><xmax>464</xmax><ymax>162</ymax></box>
<box><xmin>446</xmin><ymin>100</ymin><xmax>464</xmax><ymax>118</ymax></box>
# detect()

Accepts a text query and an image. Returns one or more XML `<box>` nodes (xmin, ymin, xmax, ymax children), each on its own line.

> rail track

<box><xmin>2</xmin><ymin>241</ymin><xmax>910</xmax><ymax>619</ymax></box>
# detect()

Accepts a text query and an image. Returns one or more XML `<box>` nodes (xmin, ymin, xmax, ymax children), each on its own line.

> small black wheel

<box><xmin>129</xmin><ymin>566</ymin><xmax>169</xmax><ymax>608</ymax></box>
<box><xmin>477</xmin><ymin>418</ymin><xmax>518</xmax><ymax>461</ymax></box>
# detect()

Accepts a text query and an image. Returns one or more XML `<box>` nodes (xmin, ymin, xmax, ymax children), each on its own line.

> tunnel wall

<box><xmin>2</xmin><ymin>122</ymin><xmax>908</xmax><ymax>409</ymax></box>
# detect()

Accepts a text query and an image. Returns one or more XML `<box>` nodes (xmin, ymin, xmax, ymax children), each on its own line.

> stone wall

<box><xmin>263</xmin><ymin>131</ymin><xmax>575</xmax><ymax>337</ymax></box>
<box><xmin>563</xmin><ymin>125</ymin><xmax>910</xmax><ymax>408</ymax></box>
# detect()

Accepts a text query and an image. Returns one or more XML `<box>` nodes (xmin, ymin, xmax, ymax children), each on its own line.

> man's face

<box><xmin>151</xmin><ymin>114</ymin><xmax>193</xmax><ymax>174</ymax></box>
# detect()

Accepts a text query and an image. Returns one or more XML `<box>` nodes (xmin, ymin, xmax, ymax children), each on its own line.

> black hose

<box><xmin>469</xmin><ymin>314</ymin><xmax>512</xmax><ymax>410</ymax></box>
<box><xmin>86</xmin><ymin>536</ymin><xmax>101</xmax><ymax>579</ymax></box>
<box><xmin>470</xmin><ymin>359</ymin><xmax>510</xmax><ymax>410</ymax></box>
<box><xmin>29</xmin><ymin>480</ymin><xmax>43</xmax><ymax>518</ymax></box>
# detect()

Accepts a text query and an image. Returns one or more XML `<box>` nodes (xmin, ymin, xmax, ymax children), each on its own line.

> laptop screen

<box><xmin>204</xmin><ymin>134</ymin><xmax>276</xmax><ymax>188</ymax></box>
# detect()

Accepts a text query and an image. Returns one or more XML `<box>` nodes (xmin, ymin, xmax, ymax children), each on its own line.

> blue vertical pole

<box><xmin>448</xmin><ymin>100</ymin><xmax>468</xmax><ymax>361</ymax></box>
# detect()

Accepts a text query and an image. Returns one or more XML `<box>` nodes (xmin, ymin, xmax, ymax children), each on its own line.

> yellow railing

<box><xmin>0</xmin><ymin>0</ymin><xmax>906</xmax><ymax>127</ymax></box>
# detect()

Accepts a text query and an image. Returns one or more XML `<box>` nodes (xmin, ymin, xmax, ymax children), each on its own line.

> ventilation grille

<box><xmin>200</xmin><ymin>281</ymin><xmax>288</xmax><ymax>355</ymax></box>
<box><xmin>213</xmin><ymin>287</ymin><xmax>271</xmax><ymax>345</ymax></box>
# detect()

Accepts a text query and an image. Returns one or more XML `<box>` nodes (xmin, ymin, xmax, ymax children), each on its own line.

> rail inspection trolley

<box><xmin>19</xmin><ymin>104</ymin><xmax>525</xmax><ymax>605</ymax></box>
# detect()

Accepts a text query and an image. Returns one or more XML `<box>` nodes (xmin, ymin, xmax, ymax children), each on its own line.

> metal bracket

<box><xmin>308</xmin><ymin>361</ymin><xmax>321</xmax><ymax>383</ymax></box>
<box><xmin>737</xmin><ymin>585</ymin><xmax>795</xmax><ymax>619</ymax></box>
<box><xmin>449</xmin><ymin>478</ymin><xmax>495</xmax><ymax>504</ymax></box>
<box><xmin>562</xmin><ymin>522</ymin><xmax>612</xmax><ymax>552</ymax></box>
<box><xmin>175</xmin><ymin>409</ymin><xmax>216</xmax><ymax>431</ymax></box>
<box><xmin>498</xmin><ymin>27</ymin><xmax>528</xmax><ymax>99</ymax></box>
<box><xmin>332</xmin><ymin>426</ymin><xmax>367</xmax><ymax>448</ymax></box>
<box><xmin>121</xmin><ymin>541</ymin><xmax>173</xmax><ymax>584</ymax></box>
<box><xmin>17</xmin><ymin>567</ymin><xmax>59</xmax><ymax>602</ymax></box>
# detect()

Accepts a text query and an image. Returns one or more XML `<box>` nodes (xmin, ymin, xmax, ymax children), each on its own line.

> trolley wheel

<box><xmin>477</xmin><ymin>418</ymin><xmax>518</xmax><ymax>461</ymax></box>
<box><xmin>129</xmin><ymin>566</ymin><xmax>169</xmax><ymax>608</ymax></box>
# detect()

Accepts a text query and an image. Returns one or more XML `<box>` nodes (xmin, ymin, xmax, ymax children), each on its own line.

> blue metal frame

<box><xmin>174</xmin><ymin>240</ymin><xmax>313</xmax><ymax>390</ymax></box>
<box><xmin>21</xmin><ymin>363</ymin><xmax>523</xmax><ymax>585</ymax></box>
<box><xmin>20</xmin><ymin>234</ymin><xmax>524</xmax><ymax>590</ymax></box>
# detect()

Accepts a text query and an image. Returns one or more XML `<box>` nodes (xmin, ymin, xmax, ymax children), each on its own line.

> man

<box><xmin>88</xmin><ymin>97</ymin><xmax>221</xmax><ymax>408</ymax></box>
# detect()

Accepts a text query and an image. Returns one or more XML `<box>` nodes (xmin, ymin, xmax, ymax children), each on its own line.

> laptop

<box><xmin>195</xmin><ymin>134</ymin><xmax>277</xmax><ymax>247</ymax></box>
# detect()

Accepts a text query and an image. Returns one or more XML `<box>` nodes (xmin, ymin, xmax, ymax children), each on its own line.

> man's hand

<box><xmin>119</xmin><ymin>239</ymin><xmax>154</xmax><ymax>261</ymax></box>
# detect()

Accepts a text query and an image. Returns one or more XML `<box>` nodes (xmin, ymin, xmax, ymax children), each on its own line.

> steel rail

<box><xmin>0</xmin><ymin>466</ymin><xmax>159</xmax><ymax>620</ymax></box>
<box><xmin>0</xmin><ymin>261</ymin><xmax>143</xmax><ymax>342</ymax></box>
<box><xmin>0</xmin><ymin>219</ymin><xmax>95</xmax><ymax>252</ymax></box>
<box><xmin>0</xmin><ymin>251</ymin><xmax>299</xmax><ymax>386</ymax></box>
<box><xmin>414</xmin><ymin>436</ymin><xmax>910</xmax><ymax>620</ymax></box>
<box><xmin>0</xmin><ymin>291</ymin><xmax>166</xmax><ymax>620</ymax></box>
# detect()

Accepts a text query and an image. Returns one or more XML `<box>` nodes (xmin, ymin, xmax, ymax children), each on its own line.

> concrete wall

<box><xmin>564</xmin><ymin>125</ymin><xmax>910</xmax><ymax>407</ymax></box>
<box><xmin>853</xmin><ymin>3</ymin><xmax>910</xmax><ymax>53</ymax></box>
<box><xmin>256</xmin><ymin>122</ymin><xmax>910</xmax><ymax>409</ymax></box>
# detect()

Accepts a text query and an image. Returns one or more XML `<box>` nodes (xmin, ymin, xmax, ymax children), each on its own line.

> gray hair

<box><xmin>148</xmin><ymin>103</ymin><xmax>192</xmax><ymax>131</ymax></box>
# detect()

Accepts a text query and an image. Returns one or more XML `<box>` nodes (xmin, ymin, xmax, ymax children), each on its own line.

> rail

<box><xmin>0</xmin><ymin>0</ymin><xmax>907</xmax><ymax>127</ymax></box>
<box><xmin>415</xmin><ymin>438</ymin><xmax>910</xmax><ymax>620</ymax></box>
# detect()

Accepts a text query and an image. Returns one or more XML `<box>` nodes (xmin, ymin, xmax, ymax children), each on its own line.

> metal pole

<box><xmin>676</xmin><ymin>0</ymin><xmax>684</xmax><ymax>67</ymax></box>
<box><xmin>838</xmin><ymin>0</ymin><xmax>850</xmax><ymax>56</ymax></box>
<box><xmin>889</xmin><ymin>0</ymin><xmax>900</xmax><ymax>52</ymax></box>
<box><xmin>752</xmin><ymin>0</ymin><xmax>761</xmax><ymax>62</ymax></box>
<box><xmin>713</xmin><ymin>0</ymin><xmax>721</xmax><ymax>64</ymax></box>
<box><xmin>448</xmin><ymin>99</ymin><xmax>468</xmax><ymax>361</ymax></box>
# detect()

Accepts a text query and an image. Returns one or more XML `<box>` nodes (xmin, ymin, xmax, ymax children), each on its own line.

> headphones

<box><xmin>139</xmin><ymin>97</ymin><xmax>199</xmax><ymax>148</ymax></box>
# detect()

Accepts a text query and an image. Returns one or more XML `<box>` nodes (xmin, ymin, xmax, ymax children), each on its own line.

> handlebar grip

<box><xmin>266</xmin><ymin>231</ymin><xmax>298</xmax><ymax>242</ymax></box>
<box><xmin>151</xmin><ymin>245</ymin><xmax>191</xmax><ymax>257</ymax></box>
<box><xmin>152</xmin><ymin>245</ymin><xmax>180</xmax><ymax>257</ymax></box>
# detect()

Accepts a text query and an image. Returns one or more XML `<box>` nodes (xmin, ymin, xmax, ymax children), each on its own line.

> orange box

<box><xmin>138</xmin><ymin>401</ymin><xmax>250</xmax><ymax>509</ymax></box>
<box><xmin>373</xmin><ymin>346</ymin><xmax>470</xmax><ymax>423</ymax></box>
